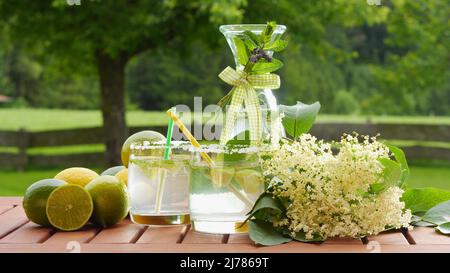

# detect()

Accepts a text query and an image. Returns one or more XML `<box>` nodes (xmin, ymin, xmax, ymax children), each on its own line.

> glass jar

<box><xmin>128</xmin><ymin>141</ymin><xmax>191</xmax><ymax>225</ymax></box>
<box><xmin>189</xmin><ymin>144</ymin><xmax>265</xmax><ymax>234</ymax></box>
<box><xmin>219</xmin><ymin>24</ymin><xmax>287</xmax><ymax>145</ymax></box>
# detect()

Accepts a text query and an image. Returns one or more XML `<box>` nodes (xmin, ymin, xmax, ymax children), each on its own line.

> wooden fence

<box><xmin>0</xmin><ymin>123</ymin><xmax>449</xmax><ymax>170</ymax></box>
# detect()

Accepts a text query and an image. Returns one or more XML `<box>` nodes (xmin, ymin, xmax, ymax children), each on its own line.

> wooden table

<box><xmin>1</xmin><ymin>197</ymin><xmax>450</xmax><ymax>253</ymax></box>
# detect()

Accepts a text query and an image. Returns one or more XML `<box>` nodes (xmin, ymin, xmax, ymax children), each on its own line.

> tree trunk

<box><xmin>96</xmin><ymin>51</ymin><xmax>129</xmax><ymax>166</ymax></box>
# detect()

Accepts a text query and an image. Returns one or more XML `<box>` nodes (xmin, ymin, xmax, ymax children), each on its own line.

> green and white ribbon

<box><xmin>219</xmin><ymin>66</ymin><xmax>280</xmax><ymax>145</ymax></box>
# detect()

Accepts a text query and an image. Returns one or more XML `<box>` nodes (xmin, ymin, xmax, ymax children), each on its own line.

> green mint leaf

<box><xmin>248</xmin><ymin>219</ymin><xmax>292</xmax><ymax>246</ymax></box>
<box><xmin>243</xmin><ymin>37</ymin><xmax>257</xmax><ymax>51</ymax></box>
<box><xmin>242</xmin><ymin>30</ymin><xmax>261</xmax><ymax>46</ymax></box>
<box><xmin>223</xmin><ymin>130</ymin><xmax>250</xmax><ymax>162</ymax></box>
<box><xmin>233</xmin><ymin>36</ymin><xmax>249</xmax><ymax>66</ymax></box>
<box><xmin>261</xmin><ymin>21</ymin><xmax>277</xmax><ymax>44</ymax></box>
<box><xmin>436</xmin><ymin>222</ymin><xmax>450</xmax><ymax>235</ymax></box>
<box><xmin>386</xmin><ymin>144</ymin><xmax>410</xmax><ymax>187</ymax></box>
<box><xmin>401</xmin><ymin>187</ymin><xmax>450</xmax><ymax>214</ymax></box>
<box><xmin>422</xmin><ymin>200</ymin><xmax>450</xmax><ymax>225</ymax></box>
<box><xmin>279</xmin><ymin>101</ymin><xmax>321</xmax><ymax>140</ymax></box>
<box><xmin>264</xmin><ymin>39</ymin><xmax>288</xmax><ymax>52</ymax></box>
<box><xmin>252</xmin><ymin>58</ymin><xmax>283</xmax><ymax>74</ymax></box>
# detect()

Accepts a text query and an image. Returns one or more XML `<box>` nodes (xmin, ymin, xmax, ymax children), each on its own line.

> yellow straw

<box><xmin>166</xmin><ymin>110</ymin><xmax>214</xmax><ymax>165</ymax></box>
<box><xmin>166</xmin><ymin>110</ymin><xmax>253</xmax><ymax>210</ymax></box>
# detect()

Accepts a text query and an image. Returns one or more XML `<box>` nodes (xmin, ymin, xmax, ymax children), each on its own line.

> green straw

<box><xmin>163</xmin><ymin>107</ymin><xmax>176</xmax><ymax>160</ymax></box>
<box><xmin>155</xmin><ymin>107</ymin><xmax>176</xmax><ymax>214</ymax></box>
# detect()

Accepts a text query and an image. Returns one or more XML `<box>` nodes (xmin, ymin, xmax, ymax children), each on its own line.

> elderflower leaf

<box><xmin>402</xmin><ymin>187</ymin><xmax>450</xmax><ymax>214</ymax></box>
<box><xmin>279</xmin><ymin>101</ymin><xmax>321</xmax><ymax>140</ymax></box>
<box><xmin>422</xmin><ymin>200</ymin><xmax>450</xmax><ymax>225</ymax></box>
<box><xmin>248</xmin><ymin>219</ymin><xmax>292</xmax><ymax>246</ymax></box>
<box><xmin>386</xmin><ymin>144</ymin><xmax>409</xmax><ymax>187</ymax></box>
<box><xmin>436</xmin><ymin>222</ymin><xmax>450</xmax><ymax>235</ymax></box>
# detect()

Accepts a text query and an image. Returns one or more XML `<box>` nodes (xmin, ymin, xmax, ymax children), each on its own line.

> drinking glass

<box><xmin>128</xmin><ymin>141</ymin><xmax>191</xmax><ymax>225</ymax></box>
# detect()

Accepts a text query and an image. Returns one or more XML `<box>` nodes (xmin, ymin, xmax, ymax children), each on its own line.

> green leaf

<box><xmin>248</xmin><ymin>219</ymin><xmax>292</xmax><ymax>246</ymax></box>
<box><xmin>386</xmin><ymin>144</ymin><xmax>410</xmax><ymax>187</ymax></box>
<box><xmin>244</xmin><ymin>193</ymin><xmax>284</xmax><ymax>221</ymax></box>
<box><xmin>422</xmin><ymin>200</ymin><xmax>450</xmax><ymax>225</ymax></box>
<box><xmin>369</xmin><ymin>158</ymin><xmax>402</xmax><ymax>194</ymax></box>
<box><xmin>233</xmin><ymin>36</ymin><xmax>249</xmax><ymax>66</ymax></box>
<box><xmin>279</xmin><ymin>101</ymin><xmax>321</xmax><ymax>139</ymax></box>
<box><xmin>292</xmin><ymin>231</ymin><xmax>324</xmax><ymax>243</ymax></box>
<box><xmin>242</xmin><ymin>30</ymin><xmax>261</xmax><ymax>46</ymax></box>
<box><xmin>436</xmin><ymin>222</ymin><xmax>450</xmax><ymax>235</ymax></box>
<box><xmin>402</xmin><ymin>187</ymin><xmax>450</xmax><ymax>213</ymax></box>
<box><xmin>264</xmin><ymin>39</ymin><xmax>288</xmax><ymax>52</ymax></box>
<box><xmin>251</xmin><ymin>58</ymin><xmax>283</xmax><ymax>74</ymax></box>
<box><xmin>261</xmin><ymin>21</ymin><xmax>277</xmax><ymax>44</ymax></box>
<box><xmin>243</xmin><ymin>37</ymin><xmax>257</xmax><ymax>51</ymax></box>
<box><xmin>224</xmin><ymin>130</ymin><xmax>250</xmax><ymax>163</ymax></box>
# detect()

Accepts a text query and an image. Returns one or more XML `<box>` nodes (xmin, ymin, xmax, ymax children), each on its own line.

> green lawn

<box><xmin>1</xmin><ymin>108</ymin><xmax>450</xmax><ymax>131</ymax></box>
<box><xmin>0</xmin><ymin>165</ymin><xmax>449</xmax><ymax>196</ymax></box>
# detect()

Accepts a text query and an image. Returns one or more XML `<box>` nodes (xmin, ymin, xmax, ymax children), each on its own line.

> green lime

<box><xmin>101</xmin><ymin>165</ymin><xmax>126</xmax><ymax>176</ymax></box>
<box><xmin>85</xmin><ymin>175</ymin><xmax>129</xmax><ymax>227</ymax></box>
<box><xmin>46</xmin><ymin>184</ymin><xmax>93</xmax><ymax>231</ymax></box>
<box><xmin>23</xmin><ymin>179</ymin><xmax>67</xmax><ymax>227</ymax></box>
<box><xmin>235</xmin><ymin>169</ymin><xmax>264</xmax><ymax>194</ymax></box>
<box><xmin>121</xmin><ymin>130</ymin><xmax>166</xmax><ymax>167</ymax></box>
<box><xmin>211</xmin><ymin>167</ymin><xmax>235</xmax><ymax>187</ymax></box>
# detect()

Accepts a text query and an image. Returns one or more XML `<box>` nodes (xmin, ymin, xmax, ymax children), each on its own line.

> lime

<box><xmin>85</xmin><ymin>175</ymin><xmax>129</xmax><ymax>227</ymax></box>
<box><xmin>121</xmin><ymin>130</ymin><xmax>165</xmax><ymax>167</ymax></box>
<box><xmin>235</xmin><ymin>169</ymin><xmax>264</xmax><ymax>194</ymax></box>
<box><xmin>101</xmin><ymin>165</ymin><xmax>125</xmax><ymax>176</ymax></box>
<box><xmin>211</xmin><ymin>167</ymin><xmax>235</xmax><ymax>187</ymax></box>
<box><xmin>115</xmin><ymin>168</ymin><xmax>128</xmax><ymax>186</ymax></box>
<box><xmin>23</xmin><ymin>179</ymin><xmax>67</xmax><ymax>227</ymax></box>
<box><xmin>55</xmin><ymin>167</ymin><xmax>99</xmax><ymax>187</ymax></box>
<box><xmin>46</xmin><ymin>184</ymin><xmax>93</xmax><ymax>231</ymax></box>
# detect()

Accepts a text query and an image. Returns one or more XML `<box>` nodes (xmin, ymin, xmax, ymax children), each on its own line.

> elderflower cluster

<box><xmin>263</xmin><ymin>134</ymin><xmax>411</xmax><ymax>240</ymax></box>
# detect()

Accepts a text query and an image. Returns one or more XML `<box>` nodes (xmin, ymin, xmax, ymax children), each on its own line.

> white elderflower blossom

<box><xmin>263</xmin><ymin>134</ymin><xmax>411</xmax><ymax>240</ymax></box>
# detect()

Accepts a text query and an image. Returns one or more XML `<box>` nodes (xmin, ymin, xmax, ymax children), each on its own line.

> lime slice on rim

<box><xmin>46</xmin><ymin>184</ymin><xmax>93</xmax><ymax>231</ymax></box>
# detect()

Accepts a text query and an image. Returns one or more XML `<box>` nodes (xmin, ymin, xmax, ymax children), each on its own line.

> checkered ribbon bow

<box><xmin>219</xmin><ymin>66</ymin><xmax>280</xmax><ymax>145</ymax></box>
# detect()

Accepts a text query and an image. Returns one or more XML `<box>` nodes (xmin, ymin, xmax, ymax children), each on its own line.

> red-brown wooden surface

<box><xmin>0</xmin><ymin>197</ymin><xmax>449</xmax><ymax>253</ymax></box>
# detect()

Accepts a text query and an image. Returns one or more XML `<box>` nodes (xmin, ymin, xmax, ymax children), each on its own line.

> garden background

<box><xmin>0</xmin><ymin>0</ymin><xmax>449</xmax><ymax>195</ymax></box>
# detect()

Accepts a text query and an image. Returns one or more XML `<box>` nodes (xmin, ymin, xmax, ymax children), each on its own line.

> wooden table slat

<box><xmin>408</xmin><ymin>227</ymin><xmax>450</xmax><ymax>245</ymax></box>
<box><xmin>0</xmin><ymin>197</ymin><xmax>22</xmax><ymax>206</ymax></box>
<box><xmin>0</xmin><ymin>222</ymin><xmax>54</xmax><ymax>244</ymax></box>
<box><xmin>0</xmin><ymin>198</ymin><xmax>449</xmax><ymax>252</ymax></box>
<box><xmin>89</xmin><ymin>219</ymin><xmax>146</xmax><ymax>244</ymax></box>
<box><xmin>367</xmin><ymin>230</ymin><xmax>410</xmax><ymax>245</ymax></box>
<box><xmin>137</xmin><ymin>225</ymin><xmax>188</xmax><ymax>244</ymax></box>
<box><xmin>182</xmin><ymin>229</ymin><xmax>225</xmax><ymax>244</ymax></box>
<box><xmin>0</xmin><ymin>206</ymin><xmax>28</xmax><ymax>239</ymax></box>
<box><xmin>44</xmin><ymin>225</ymin><xmax>99</xmax><ymax>244</ymax></box>
<box><xmin>0</xmin><ymin>205</ymin><xmax>13</xmax><ymax>215</ymax></box>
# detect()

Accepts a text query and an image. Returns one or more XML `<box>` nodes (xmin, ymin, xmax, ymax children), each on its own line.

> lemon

<box><xmin>55</xmin><ymin>167</ymin><xmax>99</xmax><ymax>187</ymax></box>
<box><xmin>101</xmin><ymin>165</ymin><xmax>125</xmax><ymax>176</ymax></box>
<box><xmin>211</xmin><ymin>167</ymin><xmax>235</xmax><ymax>187</ymax></box>
<box><xmin>235</xmin><ymin>169</ymin><xmax>264</xmax><ymax>194</ymax></box>
<box><xmin>121</xmin><ymin>130</ymin><xmax>165</xmax><ymax>167</ymax></box>
<box><xmin>115</xmin><ymin>168</ymin><xmax>128</xmax><ymax>186</ymax></box>
<box><xmin>23</xmin><ymin>179</ymin><xmax>67</xmax><ymax>227</ymax></box>
<box><xmin>85</xmin><ymin>175</ymin><xmax>129</xmax><ymax>227</ymax></box>
<box><xmin>46</xmin><ymin>184</ymin><xmax>93</xmax><ymax>231</ymax></box>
